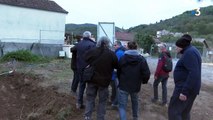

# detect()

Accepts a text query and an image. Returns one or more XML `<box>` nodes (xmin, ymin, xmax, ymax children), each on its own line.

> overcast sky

<box><xmin>53</xmin><ymin>0</ymin><xmax>213</xmax><ymax>29</ymax></box>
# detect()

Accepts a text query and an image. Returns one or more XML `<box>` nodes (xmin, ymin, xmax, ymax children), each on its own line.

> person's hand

<box><xmin>179</xmin><ymin>93</ymin><xmax>187</xmax><ymax>101</ymax></box>
<box><xmin>154</xmin><ymin>76</ymin><xmax>157</xmax><ymax>80</ymax></box>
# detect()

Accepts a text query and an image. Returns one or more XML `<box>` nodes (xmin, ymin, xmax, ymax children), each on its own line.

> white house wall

<box><xmin>0</xmin><ymin>4</ymin><xmax>66</xmax><ymax>44</ymax></box>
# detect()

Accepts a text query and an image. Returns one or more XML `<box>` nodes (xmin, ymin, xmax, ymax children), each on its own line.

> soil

<box><xmin>0</xmin><ymin>59</ymin><xmax>213</xmax><ymax>120</ymax></box>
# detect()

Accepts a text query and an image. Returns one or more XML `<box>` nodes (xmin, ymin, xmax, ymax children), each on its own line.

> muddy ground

<box><xmin>0</xmin><ymin>58</ymin><xmax>213</xmax><ymax>120</ymax></box>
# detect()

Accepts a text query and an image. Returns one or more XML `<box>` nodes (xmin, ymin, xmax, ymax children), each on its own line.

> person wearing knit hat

<box><xmin>176</xmin><ymin>34</ymin><xmax>192</xmax><ymax>48</ymax></box>
<box><xmin>168</xmin><ymin>34</ymin><xmax>202</xmax><ymax>120</ymax></box>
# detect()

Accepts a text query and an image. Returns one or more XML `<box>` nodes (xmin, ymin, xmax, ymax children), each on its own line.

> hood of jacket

<box><xmin>121</xmin><ymin>50</ymin><xmax>142</xmax><ymax>65</ymax></box>
<box><xmin>124</xmin><ymin>50</ymin><xmax>140</xmax><ymax>55</ymax></box>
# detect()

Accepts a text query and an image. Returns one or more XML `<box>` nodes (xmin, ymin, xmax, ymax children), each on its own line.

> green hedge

<box><xmin>0</xmin><ymin>50</ymin><xmax>49</xmax><ymax>62</ymax></box>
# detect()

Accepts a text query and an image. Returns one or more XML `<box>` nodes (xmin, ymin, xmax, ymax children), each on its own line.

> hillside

<box><xmin>65</xmin><ymin>23</ymin><xmax>97</xmax><ymax>35</ymax></box>
<box><xmin>65</xmin><ymin>23</ymin><xmax>123</xmax><ymax>37</ymax></box>
<box><xmin>65</xmin><ymin>6</ymin><xmax>213</xmax><ymax>46</ymax></box>
<box><xmin>128</xmin><ymin>5</ymin><xmax>213</xmax><ymax>45</ymax></box>
<box><xmin>129</xmin><ymin>5</ymin><xmax>213</xmax><ymax>34</ymax></box>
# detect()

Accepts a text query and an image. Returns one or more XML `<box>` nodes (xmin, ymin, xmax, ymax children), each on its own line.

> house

<box><xmin>0</xmin><ymin>0</ymin><xmax>68</xmax><ymax>57</ymax></box>
<box><xmin>193</xmin><ymin>38</ymin><xmax>211</xmax><ymax>57</ymax></box>
<box><xmin>115</xmin><ymin>32</ymin><xmax>134</xmax><ymax>47</ymax></box>
<box><xmin>156</xmin><ymin>30</ymin><xmax>170</xmax><ymax>38</ymax></box>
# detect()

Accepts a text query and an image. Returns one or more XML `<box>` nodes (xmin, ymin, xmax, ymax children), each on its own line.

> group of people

<box><xmin>70</xmin><ymin>31</ymin><xmax>202</xmax><ymax>120</ymax></box>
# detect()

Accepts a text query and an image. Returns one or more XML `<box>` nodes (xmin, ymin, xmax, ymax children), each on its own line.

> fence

<box><xmin>0</xmin><ymin>40</ymin><xmax>63</xmax><ymax>57</ymax></box>
<box><xmin>149</xmin><ymin>44</ymin><xmax>213</xmax><ymax>63</ymax></box>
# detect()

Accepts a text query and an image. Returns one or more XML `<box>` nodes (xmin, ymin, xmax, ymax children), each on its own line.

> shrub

<box><xmin>0</xmin><ymin>50</ymin><xmax>49</xmax><ymax>63</ymax></box>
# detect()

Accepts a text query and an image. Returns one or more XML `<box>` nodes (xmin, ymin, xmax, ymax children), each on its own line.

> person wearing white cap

<box><xmin>152</xmin><ymin>43</ymin><xmax>172</xmax><ymax>106</ymax></box>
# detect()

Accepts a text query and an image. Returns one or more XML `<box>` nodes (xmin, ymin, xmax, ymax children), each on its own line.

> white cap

<box><xmin>157</xmin><ymin>43</ymin><xmax>167</xmax><ymax>48</ymax></box>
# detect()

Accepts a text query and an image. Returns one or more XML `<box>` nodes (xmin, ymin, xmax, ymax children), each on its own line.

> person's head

<box><xmin>83</xmin><ymin>31</ymin><xmax>92</xmax><ymax>38</ymax></box>
<box><xmin>175</xmin><ymin>34</ymin><xmax>192</xmax><ymax>53</ymax></box>
<box><xmin>113</xmin><ymin>40</ymin><xmax>122</xmax><ymax>49</ymax></box>
<box><xmin>158</xmin><ymin>43</ymin><xmax>167</xmax><ymax>52</ymax></box>
<box><xmin>96</xmin><ymin>36</ymin><xmax>110</xmax><ymax>48</ymax></box>
<box><xmin>127</xmin><ymin>41</ymin><xmax>137</xmax><ymax>50</ymax></box>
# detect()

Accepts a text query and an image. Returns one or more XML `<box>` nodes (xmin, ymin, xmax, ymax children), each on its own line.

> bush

<box><xmin>0</xmin><ymin>50</ymin><xmax>49</xmax><ymax>63</ymax></box>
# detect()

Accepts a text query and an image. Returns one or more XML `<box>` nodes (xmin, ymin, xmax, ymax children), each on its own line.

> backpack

<box><xmin>162</xmin><ymin>53</ymin><xmax>173</xmax><ymax>72</ymax></box>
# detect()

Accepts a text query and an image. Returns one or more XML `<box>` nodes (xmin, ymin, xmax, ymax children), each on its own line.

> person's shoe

<box><xmin>84</xmin><ymin>116</ymin><xmax>90</xmax><ymax>120</ymax></box>
<box><xmin>76</xmin><ymin>103</ymin><xmax>85</xmax><ymax>109</ymax></box>
<box><xmin>70</xmin><ymin>90</ymin><xmax>77</xmax><ymax>97</ymax></box>
<box><xmin>111</xmin><ymin>104</ymin><xmax>118</xmax><ymax>110</ymax></box>
<box><xmin>151</xmin><ymin>98</ymin><xmax>158</xmax><ymax>103</ymax></box>
<box><xmin>161</xmin><ymin>103</ymin><xmax>168</xmax><ymax>107</ymax></box>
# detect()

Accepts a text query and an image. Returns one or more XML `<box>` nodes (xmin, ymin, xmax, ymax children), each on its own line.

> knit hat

<box><xmin>176</xmin><ymin>34</ymin><xmax>192</xmax><ymax>48</ymax></box>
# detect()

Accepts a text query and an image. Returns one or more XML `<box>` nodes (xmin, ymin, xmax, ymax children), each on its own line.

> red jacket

<box><xmin>154</xmin><ymin>51</ymin><xmax>171</xmax><ymax>78</ymax></box>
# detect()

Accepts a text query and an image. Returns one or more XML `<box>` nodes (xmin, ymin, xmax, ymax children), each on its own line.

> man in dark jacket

<box><xmin>168</xmin><ymin>34</ymin><xmax>202</xmax><ymax>120</ymax></box>
<box><xmin>75</xmin><ymin>31</ymin><xmax>96</xmax><ymax>109</ymax></box>
<box><xmin>70</xmin><ymin>38</ymin><xmax>81</xmax><ymax>96</ymax></box>
<box><xmin>70</xmin><ymin>45</ymin><xmax>78</xmax><ymax>95</ymax></box>
<box><xmin>84</xmin><ymin>36</ymin><xmax>118</xmax><ymax>120</ymax></box>
<box><xmin>152</xmin><ymin>43</ymin><xmax>172</xmax><ymax>106</ymax></box>
<box><xmin>117</xmin><ymin>41</ymin><xmax>150</xmax><ymax>120</ymax></box>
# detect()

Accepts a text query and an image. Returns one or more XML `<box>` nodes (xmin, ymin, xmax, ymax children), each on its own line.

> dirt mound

<box><xmin>1</xmin><ymin>60</ymin><xmax>213</xmax><ymax>120</ymax></box>
<box><xmin>0</xmin><ymin>72</ymin><xmax>167</xmax><ymax>120</ymax></box>
<box><xmin>0</xmin><ymin>72</ymin><xmax>78</xmax><ymax>120</ymax></box>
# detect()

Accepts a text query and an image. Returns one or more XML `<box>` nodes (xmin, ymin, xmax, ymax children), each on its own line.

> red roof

<box><xmin>115</xmin><ymin>32</ymin><xmax>134</xmax><ymax>41</ymax></box>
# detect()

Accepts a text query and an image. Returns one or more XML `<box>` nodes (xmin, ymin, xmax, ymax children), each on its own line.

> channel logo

<box><xmin>191</xmin><ymin>8</ymin><xmax>201</xmax><ymax>16</ymax></box>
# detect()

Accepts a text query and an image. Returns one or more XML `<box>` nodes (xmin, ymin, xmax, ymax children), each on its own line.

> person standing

<box><xmin>84</xmin><ymin>36</ymin><xmax>118</xmax><ymax>120</ymax></box>
<box><xmin>117</xmin><ymin>41</ymin><xmax>151</xmax><ymax>120</ymax></box>
<box><xmin>70</xmin><ymin>38</ymin><xmax>81</xmax><ymax>96</ymax></box>
<box><xmin>75</xmin><ymin>31</ymin><xmax>96</xmax><ymax>109</ymax></box>
<box><xmin>70</xmin><ymin>44</ymin><xmax>78</xmax><ymax>95</ymax></box>
<box><xmin>110</xmin><ymin>40</ymin><xmax>125</xmax><ymax>107</ymax></box>
<box><xmin>168</xmin><ymin>34</ymin><xmax>202</xmax><ymax>120</ymax></box>
<box><xmin>152</xmin><ymin>43</ymin><xmax>172</xmax><ymax>106</ymax></box>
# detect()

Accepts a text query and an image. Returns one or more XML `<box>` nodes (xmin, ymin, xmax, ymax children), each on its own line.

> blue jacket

<box><xmin>76</xmin><ymin>37</ymin><xmax>96</xmax><ymax>70</ymax></box>
<box><xmin>173</xmin><ymin>45</ymin><xmax>201</xmax><ymax>97</ymax></box>
<box><xmin>112</xmin><ymin>47</ymin><xmax>125</xmax><ymax>80</ymax></box>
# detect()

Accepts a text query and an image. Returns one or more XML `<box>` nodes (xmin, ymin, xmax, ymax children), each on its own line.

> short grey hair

<box><xmin>83</xmin><ymin>31</ymin><xmax>92</xmax><ymax>38</ymax></box>
<box><xmin>96</xmin><ymin>36</ymin><xmax>110</xmax><ymax>48</ymax></box>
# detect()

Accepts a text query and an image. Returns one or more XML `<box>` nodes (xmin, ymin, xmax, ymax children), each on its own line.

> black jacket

<box><xmin>118</xmin><ymin>51</ymin><xmax>150</xmax><ymax>93</ymax></box>
<box><xmin>70</xmin><ymin>45</ymin><xmax>77</xmax><ymax>70</ymax></box>
<box><xmin>84</xmin><ymin>47</ymin><xmax>118</xmax><ymax>87</ymax></box>
<box><xmin>76</xmin><ymin>37</ymin><xmax>96</xmax><ymax>70</ymax></box>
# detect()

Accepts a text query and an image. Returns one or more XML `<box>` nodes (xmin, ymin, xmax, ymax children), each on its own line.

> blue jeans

<box><xmin>153</xmin><ymin>76</ymin><xmax>168</xmax><ymax>104</ymax></box>
<box><xmin>118</xmin><ymin>89</ymin><xmax>139</xmax><ymax>120</ymax></box>
<box><xmin>84</xmin><ymin>83</ymin><xmax>108</xmax><ymax>120</ymax></box>
<box><xmin>77</xmin><ymin>69</ymin><xmax>86</xmax><ymax>105</ymax></box>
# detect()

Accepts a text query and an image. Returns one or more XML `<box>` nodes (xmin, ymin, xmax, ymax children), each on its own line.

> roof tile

<box><xmin>0</xmin><ymin>0</ymin><xmax>68</xmax><ymax>14</ymax></box>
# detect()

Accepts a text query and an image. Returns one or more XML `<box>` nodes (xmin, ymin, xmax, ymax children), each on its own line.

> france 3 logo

<box><xmin>191</xmin><ymin>8</ymin><xmax>201</xmax><ymax>16</ymax></box>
